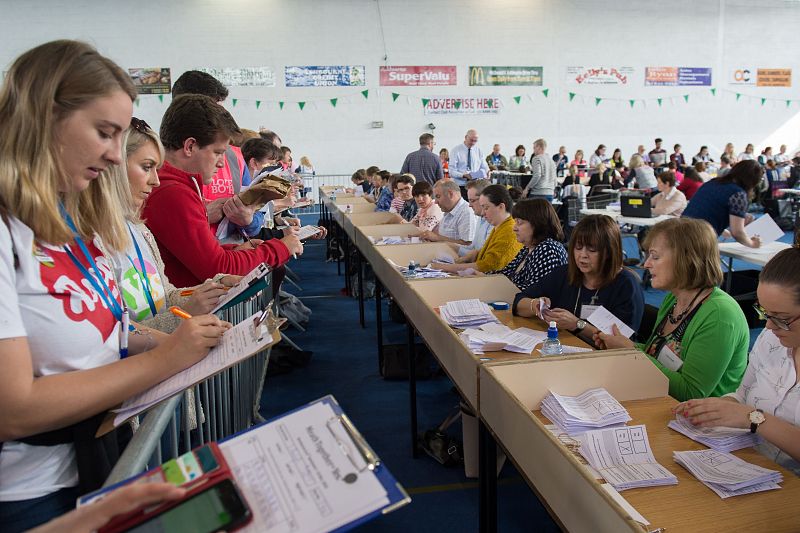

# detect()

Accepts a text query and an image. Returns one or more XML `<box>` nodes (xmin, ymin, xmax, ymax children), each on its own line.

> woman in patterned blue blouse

<box><xmin>490</xmin><ymin>199</ymin><xmax>567</xmax><ymax>290</ymax></box>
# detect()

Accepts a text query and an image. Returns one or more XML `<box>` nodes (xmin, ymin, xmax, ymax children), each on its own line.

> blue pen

<box><xmin>119</xmin><ymin>308</ymin><xmax>130</xmax><ymax>358</ymax></box>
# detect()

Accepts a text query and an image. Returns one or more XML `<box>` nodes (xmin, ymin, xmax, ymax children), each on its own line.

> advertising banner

<box><xmin>197</xmin><ymin>67</ymin><xmax>276</xmax><ymax>87</ymax></box>
<box><xmin>730</xmin><ymin>68</ymin><xmax>791</xmax><ymax>87</ymax></box>
<box><xmin>129</xmin><ymin>68</ymin><xmax>171</xmax><ymax>94</ymax></box>
<box><xmin>566</xmin><ymin>66</ymin><xmax>634</xmax><ymax>85</ymax></box>
<box><xmin>285</xmin><ymin>65</ymin><xmax>365</xmax><ymax>87</ymax></box>
<box><xmin>468</xmin><ymin>66</ymin><xmax>543</xmax><ymax>86</ymax></box>
<box><xmin>423</xmin><ymin>96</ymin><xmax>502</xmax><ymax>115</ymax></box>
<box><xmin>645</xmin><ymin>67</ymin><xmax>712</xmax><ymax>86</ymax></box>
<box><xmin>379</xmin><ymin>66</ymin><xmax>456</xmax><ymax>86</ymax></box>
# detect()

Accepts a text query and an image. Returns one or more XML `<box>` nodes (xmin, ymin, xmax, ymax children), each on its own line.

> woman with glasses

<box><xmin>674</xmin><ymin>243</ymin><xmax>800</xmax><ymax>475</ymax></box>
<box><xmin>596</xmin><ymin>218</ymin><xmax>749</xmax><ymax>402</ymax></box>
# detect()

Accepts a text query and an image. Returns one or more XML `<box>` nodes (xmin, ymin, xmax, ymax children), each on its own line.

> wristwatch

<box><xmin>575</xmin><ymin>319</ymin><xmax>587</xmax><ymax>333</ymax></box>
<box><xmin>749</xmin><ymin>409</ymin><xmax>765</xmax><ymax>433</ymax></box>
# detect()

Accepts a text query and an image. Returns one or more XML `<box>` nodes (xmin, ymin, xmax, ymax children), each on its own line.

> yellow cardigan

<box><xmin>476</xmin><ymin>216</ymin><xmax>522</xmax><ymax>272</ymax></box>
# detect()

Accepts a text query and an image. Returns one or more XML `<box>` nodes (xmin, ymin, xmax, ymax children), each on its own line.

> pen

<box><xmin>119</xmin><ymin>308</ymin><xmax>130</xmax><ymax>358</ymax></box>
<box><xmin>239</xmin><ymin>229</ymin><xmax>257</xmax><ymax>249</ymax></box>
<box><xmin>180</xmin><ymin>287</ymin><xmax>230</xmax><ymax>297</ymax></box>
<box><xmin>169</xmin><ymin>306</ymin><xmax>192</xmax><ymax>320</ymax></box>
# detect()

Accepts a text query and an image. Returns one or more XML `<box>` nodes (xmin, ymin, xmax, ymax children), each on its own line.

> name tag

<box><xmin>580</xmin><ymin>305</ymin><xmax>600</xmax><ymax>320</ymax></box>
<box><xmin>657</xmin><ymin>345</ymin><xmax>684</xmax><ymax>372</ymax></box>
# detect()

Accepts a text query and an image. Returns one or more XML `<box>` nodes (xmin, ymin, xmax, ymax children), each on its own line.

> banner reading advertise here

<box><xmin>285</xmin><ymin>66</ymin><xmax>365</xmax><ymax>87</ymax></box>
<box><xmin>379</xmin><ymin>66</ymin><xmax>456</xmax><ymax>86</ymax></box>
<box><xmin>424</xmin><ymin>96</ymin><xmax>502</xmax><ymax>115</ymax></box>
<box><xmin>645</xmin><ymin>67</ymin><xmax>712</xmax><ymax>86</ymax></box>
<box><xmin>730</xmin><ymin>68</ymin><xmax>791</xmax><ymax>87</ymax></box>
<box><xmin>469</xmin><ymin>66</ymin><xmax>542</xmax><ymax>86</ymax></box>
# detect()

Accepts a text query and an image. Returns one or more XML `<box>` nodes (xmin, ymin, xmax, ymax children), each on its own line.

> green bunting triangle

<box><xmin>683</xmin><ymin>94</ymin><xmax>689</xmax><ymax>103</ymax></box>
<box><xmin>392</xmin><ymin>92</ymin><xmax>400</xmax><ymax>101</ymax></box>
<box><xmin>134</xmin><ymin>98</ymin><xmax>140</xmax><ymax>107</ymax></box>
<box><xmin>710</xmin><ymin>88</ymin><xmax>717</xmax><ymax>96</ymax></box>
<box><xmin>298</xmin><ymin>101</ymin><xmax>306</xmax><ymax>110</ymax></box>
<box><xmin>595</xmin><ymin>97</ymin><xmax>602</xmax><ymax>106</ymax></box>
<box><xmin>453</xmin><ymin>100</ymin><xmax>461</xmax><ymax>109</ymax></box>
<box><xmin>542</xmin><ymin>88</ymin><xmax>549</xmax><ymax>97</ymax></box>
<box><xmin>736</xmin><ymin>93</ymin><xmax>741</xmax><ymax>101</ymax></box>
<box><xmin>513</xmin><ymin>96</ymin><xmax>521</xmax><ymax>104</ymax></box>
<box><xmin>787</xmin><ymin>100</ymin><xmax>792</xmax><ymax>108</ymax></box>
<box><xmin>487</xmin><ymin>99</ymin><xmax>494</xmax><ymax>108</ymax></box>
<box><xmin>761</xmin><ymin>98</ymin><xmax>767</xmax><ymax>106</ymax></box>
<box><xmin>232</xmin><ymin>98</ymin><xmax>238</xmax><ymax>107</ymax></box>
<box><xmin>657</xmin><ymin>98</ymin><xmax>663</xmax><ymax>107</ymax></box>
<box><xmin>361</xmin><ymin>89</ymin><xmax>369</xmax><ymax>99</ymax></box>
<box><xmin>279</xmin><ymin>101</ymin><xmax>285</xmax><ymax>109</ymax></box>
<box><xmin>158</xmin><ymin>94</ymin><xmax>164</xmax><ymax>103</ymax></box>
<box><xmin>421</xmin><ymin>98</ymin><xmax>430</xmax><ymax>107</ymax></box>
<box><xmin>568</xmin><ymin>92</ymin><xmax>576</xmax><ymax>101</ymax></box>
<box><xmin>255</xmin><ymin>100</ymin><xmax>261</xmax><ymax>109</ymax></box>
<box><xmin>629</xmin><ymin>99</ymin><xmax>635</xmax><ymax>108</ymax></box>
<box><xmin>330</xmin><ymin>98</ymin><xmax>338</xmax><ymax>107</ymax></box>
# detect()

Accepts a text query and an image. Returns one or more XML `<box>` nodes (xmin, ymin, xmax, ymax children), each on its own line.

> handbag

<box><xmin>418</xmin><ymin>408</ymin><xmax>463</xmax><ymax>467</ymax></box>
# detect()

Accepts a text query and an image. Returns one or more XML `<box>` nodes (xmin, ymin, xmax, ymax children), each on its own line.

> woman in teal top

<box><xmin>596</xmin><ymin>218</ymin><xmax>749</xmax><ymax>401</ymax></box>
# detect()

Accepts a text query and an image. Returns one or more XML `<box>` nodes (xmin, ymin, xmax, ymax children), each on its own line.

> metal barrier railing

<box><xmin>104</xmin><ymin>282</ymin><xmax>275</xmax><ymax>486</ymax></box>
<box><xmin>293</xmin><ymin>174</ymin><xmax>353</xmax><ymax>215</ymax></box>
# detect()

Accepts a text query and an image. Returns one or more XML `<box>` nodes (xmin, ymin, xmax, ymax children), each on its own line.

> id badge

<box><xmin>657</xmin><ymin>345</ymin><xmax>684</xmax><ymax>371</ymax></box>
<box><xmin>580</xmin><ymin>305</ymin><xmax>599</xmax><ymax>320</ymax></box>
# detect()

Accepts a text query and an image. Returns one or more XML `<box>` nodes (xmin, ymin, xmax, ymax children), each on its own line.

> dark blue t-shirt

<box><xmin>681</xmin><ymin>179</ymin><xmax>748</xmax><ymax>236</ymax></box>
<box><xmin>512</xmin><ymin>264</ymin><xmax>644</xmax><ymax>333</ymax></box>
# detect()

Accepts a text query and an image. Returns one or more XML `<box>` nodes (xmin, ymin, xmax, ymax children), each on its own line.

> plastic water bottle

<box><xmin>540</xmin><ymin>321</ymin><xmax>563</xmax><ymax>356</ymax></box>
<box><xmin>345</xmin><ymin>204</ymin><xmax>353</xmax><ymax>214</ymax></box>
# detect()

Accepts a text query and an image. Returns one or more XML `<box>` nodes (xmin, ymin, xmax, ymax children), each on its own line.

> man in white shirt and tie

<box><xmin>449</xmin><ymin>129</ymin><xmax>489</xmax><ymax>199</ymax></box>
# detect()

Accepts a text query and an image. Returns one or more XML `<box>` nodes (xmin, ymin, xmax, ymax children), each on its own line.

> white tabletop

<box><xmin>778</xmin><ymin>188</ymin><xmax>800</xmax><ymax>196</ymax></box>
<box><xmin>580</xmin><ymin>208</ymin><xmax>674</xmax><ymax>227</ymax></box>
<box><xmin>717</xmin><ymin>241</ymin><xmax>791</xmax><ymax>267</ymax></box>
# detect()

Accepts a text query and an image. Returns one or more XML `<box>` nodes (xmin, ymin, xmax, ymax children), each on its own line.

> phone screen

<box><xmin>126</xmin><ymin>479</ymin><xmax>250</xmax><ymax>533</ymax></box>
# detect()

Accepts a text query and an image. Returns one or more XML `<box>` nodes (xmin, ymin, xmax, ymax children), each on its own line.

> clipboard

<box><xmin>212</xmin><ymin>262</ymin><xmax>272</xmax><ymax>314</ymax></box>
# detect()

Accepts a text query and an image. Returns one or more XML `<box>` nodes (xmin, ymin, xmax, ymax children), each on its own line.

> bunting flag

<box><xmin>421</xmin><ymin>98</ymin><xmax>430</xmax><ymax>107</ymax></box>
<box><xmin>392</xmin><ymin>92</ymin><xmax>400</xmax><ymax>101</ymax></box>
<box><xmin>232</xmin><ymin>98</ymin><xmax>238</xmax><ymax>107</ymax></box>
<box><xmin>330</xmin><ymin>98</ymin><xmax>338</xmax><ymax>107</ymax></box>
<box><xmin>629</xmin><ymin>99</ymin><xmax>635</xmax><ymax>108</ymax></box>
<box><xmin>542</xmin><ymin>88</ymin><xmax>549</xmax><ymax>97</ymax></box>
<box><xmin>134</xmin><ymin>99</ymin><xmax>140</xmax><ymax>107</ymax></box>
<box><xmin>256</xmin><ymin>100</ymin><xmax>262</xmax><ymax>109</ymax></box>
<box><xmin>736</xmin><ymin>93</ymin><xmax>742</xmax><ymax>101</ymax></box>
<box><xmin>158</xmin><ymin>94</ymin><xmax>164</xmax><ymax>103</ymax></box>
<box><xmin>513</xmin><ymin>96</ymin><xmax>521</xmax><ymax>104</ymax></box>
<box><xmin>298</xmin><ymin>101</ymin><xmax>306</xmax><ymax>110</ymax></box>
<box><xmin>710</xmin><ymin>88</ymin><xmax>717</xmax><ymax>96</ymax></box>
<box><xmin>787</xmin><ymin>100</ymin><xmax>792</xmax><ymax>108</ymax></box>
<box><xmin>361</xmin><ymin>89</ymin><xmax>369</xmax><ymax>99</ymax></box>
<box><xmin>683</xmin><ymin>94</ymin><xmax>689</xmax><ymax>103</ymax></box>
<box><xmin>595</xmin><ymin>97</ymin><xmax>602</xmax><ymax>106</ymax></box>
<box><xmin>761</xmin><ymin>98</ymin><xmax>766</xmax><ymax>106</ymax></box>
<box><xmin>453</xmin><ymin>100</ymin><xmax>462</xmax><ymax>109</ymax></box>
<box><xmin>568</xmin><ymin>92</ymin><xmax>576</xmax><ymax>101</ymax></box>
<box><xmin>657</xmin><ymin>98</ymin><xmax>663</xmax><ymax>107</ymax></box>
<box><xmin>279</xmin><ymin>101</ymin><xmax>285</xmax><ymax>109</ymax></box>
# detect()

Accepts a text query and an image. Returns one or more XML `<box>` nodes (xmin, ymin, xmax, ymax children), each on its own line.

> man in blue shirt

<box><xmin>400</xmin><ymin>133</ymin><xmax>444</xmax><ymax>185</ymax></box>
<box><xmin>449</xmin><ymin>129</ymin><xmax>489</xmax><ymax>198</ymax></box>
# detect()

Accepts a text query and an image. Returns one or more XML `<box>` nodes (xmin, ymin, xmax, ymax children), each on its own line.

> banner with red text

<box><xmin>423</xmin><ymin>96</ymin><xmax>502</xmax><ymax>115</ymax></box>
<box><xmin>566</xmin><ymin>66</ymin><xmax>633</xmax><ymax>85</ymax></box>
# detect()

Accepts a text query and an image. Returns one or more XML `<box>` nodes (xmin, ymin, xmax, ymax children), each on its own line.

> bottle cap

<box><xmin>549</xmin><ymin>321</ymin><xmax>557</xmax><ymax>328</ymax></box>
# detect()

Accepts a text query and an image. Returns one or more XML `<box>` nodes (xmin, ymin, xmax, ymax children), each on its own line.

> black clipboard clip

<box><xmin>326</xmin><ymin>415</ymin><xmax>381</xmax><ymax>472</ymax></box>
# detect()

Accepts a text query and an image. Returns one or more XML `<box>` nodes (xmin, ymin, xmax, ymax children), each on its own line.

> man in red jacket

<box><xmin>143</xmin><ymin>94</ymin><xmax>303</xmax><ymax>287</ymax></box>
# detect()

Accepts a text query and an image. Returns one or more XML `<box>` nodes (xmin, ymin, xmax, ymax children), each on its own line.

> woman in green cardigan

<box><xmin>596</xmin><ymin>217</ymin><xmax>749</xmax><ymax>401</ymax></box>
<box><xmin>432</xmin><ymin>184</ymin><xmax>522</xmax><ymax>273</ymax></box>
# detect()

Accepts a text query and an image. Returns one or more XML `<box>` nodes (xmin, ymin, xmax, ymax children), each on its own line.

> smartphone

<box><xmin>123</xmin><ymin>478</ymin><xmax>252</xmax><ymax>533</ymax></box>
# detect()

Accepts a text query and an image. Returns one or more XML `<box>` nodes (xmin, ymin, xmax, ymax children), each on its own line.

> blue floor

<box><xmin>260</xmin><ymin>217</ymin><xmax>793</xmax><ymax>532</ymax></box>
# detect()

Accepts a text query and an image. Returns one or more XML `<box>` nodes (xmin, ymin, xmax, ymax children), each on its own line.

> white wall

<box><xmin>3</xmin><ymin>0</ymin><xmax>800</xmax><ymax>173</ymax></box>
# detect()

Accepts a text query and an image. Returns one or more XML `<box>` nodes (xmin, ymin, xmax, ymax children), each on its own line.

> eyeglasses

<box><xmin>753</xmin><ymin>303</ymin><xmax>800</xmax><ymax>331</ymax></box>
<box><xmin>130</xmin><ymin>117</ymin><xmax>151</xmax><ymax>133</ymax></box>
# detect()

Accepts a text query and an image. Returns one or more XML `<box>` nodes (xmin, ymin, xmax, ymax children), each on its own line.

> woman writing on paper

<box><xmin>0</xmin><ymin>41</ymin><xmax>230</xmax><ymax>531</ymax></box>
<box><xmin>596</xmin><ymin>218</ymin><xmax>749</xmax><ymax>402</ymax></box>
<box><xmin>674</xmin><ymin>241</ymin><xmax>800</xmax><ymax>475</ymax></box>
<box><xmin>432</xmin><ymin>184</ymin><xmax>521</xmax><ymax>274</ymax></box>
<box><xmin>106</xmin><ymin>117</ymin><xmax>243</xmax><ymax>332</ymax></box>
<box><xmin>513</xmin><ymin>215</ymin><xmax>644</xmax><ymax>343</ymax></box>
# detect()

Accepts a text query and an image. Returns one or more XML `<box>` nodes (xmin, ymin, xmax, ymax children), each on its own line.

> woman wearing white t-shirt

<box><xmin>675</xmin><ymin>244</ymin><xmax>800</xmax><ymax>475</ymax></box>
<box><xmin>0</xmin><ymin>41</ymin><xmax>229</xmax><ymax>531</ymax></box>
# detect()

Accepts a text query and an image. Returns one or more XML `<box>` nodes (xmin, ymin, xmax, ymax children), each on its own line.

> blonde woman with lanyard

<box><xmin>106</xmin><ymin>117</ymin><xmax>242</xmax><ymax>332</ymax></box>
<box><xmin>0</xmin><ymin>41</ymin><xmax>229</xmax><ymax>532</ymax></box>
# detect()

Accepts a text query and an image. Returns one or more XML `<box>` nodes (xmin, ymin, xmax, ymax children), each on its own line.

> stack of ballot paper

<box><xmin>579</xmin><ymin>425</ymin><xmax>678</xmax><ymax>490</ymax></box>
<box><xmin>668</xmin><ymin>415</ymin><xmax>763</xmax><ymax>452</ymax></box>
<box><xmin>674</xmin><ymin>449</ymin><xmax>782</xmax><ymax>498</ymax></box>
<box><xmin>459</xmin><ymin>323</ymin><xmax>547</xmax><ymax>354</ymax></box>
<box><xmin>439</xmin><ymin>299</ymin><xmax>500</xmax><ymax>328</ymax></box>
<box><xmin>541</xmin><ymin>388</ymin><xmax>632</xmax><ymax>435</ymax></box>
<box><xmin>399</xmin><ymin>266</ymin><xmax>449</xmax><ymax>279</ymax></box>
<box><xmin>370</xmin><ymin>235</ymin><xmax>419</xmax><ymax>245</ymax></box>
<box><xmin>432</xmin><ymin>253</ymin><xmax>455</xmax><ymax>264</ymax></box>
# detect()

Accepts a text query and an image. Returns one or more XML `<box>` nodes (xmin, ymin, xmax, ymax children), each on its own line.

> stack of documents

<box><xmin>432</xmin><ymin>253</ymin><xmax>454</xmax><ymax>264</ymax></box>
<box><xmin>674</xmin><ymin>449</ymin><xmax>782</xmax><ymax>498</ymax></box>
<box><xmin>459</xmin><ymin>323</ymin><xmax>547</xmax><ymax>354</ymax></box>
<box><xmin>370</xmin><ymin>235</ymin><xmax>419</xmax><ymax>245</ymax></box>
<box><xmin>541</xmin><ymin>388</ymin><xmax>632</xmax><ymax>435</ymax></box>
<box><xmin>668</xmin><ymin>415</ymin><xmax>763</xmax><ymax>452</ymax></box>
<box><xmin>398</xmin><ymin>265</ymin><xmax>449</xmax><ymax>279</ymax></box>
<box><xmin>439</xmin><ymin>299</ymin><xmax>499</xmax><ymax>328</ymax></box>
<box><xmin>579</xmin><ymin>425</ymin><xmax>678</xmax><ymax>490</ymax></box>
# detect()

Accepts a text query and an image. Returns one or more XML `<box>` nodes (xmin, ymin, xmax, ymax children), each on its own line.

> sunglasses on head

<box><xmin>130</xmin><ymin>117</ymin><xmax>151</xmax><ymax>133</ymax></box>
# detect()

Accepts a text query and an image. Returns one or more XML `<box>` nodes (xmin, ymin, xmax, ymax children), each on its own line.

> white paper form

<box><xmin>673</xmin><ymin>450</ymin><xmax>781</xmax><ymax>489</ymax></box>
<box><xmin>586</xmin><ymin>306</ymin><xmax>635</xmax><ymax>338</ymax></box>
<box><xmin>668</xmin><ymin>415</ymin><xmax>762</xmax><ymax>452</ymax></box>
<box><xmin>579</xmin><ymin>425</ymin><xmax>677</xmax><ymax>490</ymax></box>
<box><xmin>113</xmin><ymin>313</ymin><xmax>275</xmax><ymax>426</ymax></box>
<box><xmin>220</xmin><ymin>401</ymin><xmax>389</xmax><ymax>533</ymax></box>
<box><xmin>744</xmin><ymin>214</ymin><xmax>784</xmax><ymax>245</ymax></box>
<box><xmin>212</xmin><ymin>263</ymin><xmax>271</xmax><ymax>313</ymax></box>
<box><xmin>295</xmin><ymin>225</ymin><xmax>323</xmax><ymax>240</ymax></box>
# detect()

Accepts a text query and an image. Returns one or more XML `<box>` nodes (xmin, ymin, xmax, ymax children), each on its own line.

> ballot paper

<box><xmin>212</xmin><ymin>263</ymin><xmax>271</xmax><ymax>313</ymax></box>
<box><xmin>552</xmin><ymin>344</ymin><xmax>593</xmax><ymax>354</ymax></box>
<box><xmin>459</xmin><ymin>324</ymin><xmax>547</xmax><ymax>354</ymax></box>
<box><xmin>668</xmin><ymin>415</ymin><xmax>763</xmax><ymax>453</ymax></box>
<box><xmin>579</xmin><ymin>425</ymin><xmax>678</xmax><ymax>490</ymax></box>
<box><xmin>586</xmin><ymin>306</ymin><xmax>635</xmax><ymax>338</ymax></box>
<box><xmin>113</xmin><ymin>312</ymin><xmax>276</xmax><ymax>426</ymax></box>
<box><xmin>370</xmin><ymin>235</ymin><xmax>406</xmax><ymax>245</ymax></box>
<box><xmin>673</xmin><ymin>449</ymin><xmax>782</xmax><ymax>498</ymax></box>
<box><xmin>540</xmin><ymin>388</ymin><xmax>632</xmax><ymax>436</ymax></box>
<box><xmin>432</xmin><ymin>253</ymin><xmax>455</xmax><ymax>264</ymax></box>
<box><xmin>439</xmin><ymin>299</ymin><xmax>500</xmax><ymax>328</ymax></box>
<box><xmin>295</xmin><ymin>225</ymin><xmax>323</xmax><ymax>240</ymax></box>
<box><xmin>744</xmin><ymin>213</ymin><xmax>784</xmax><ymax>245</ymax></box>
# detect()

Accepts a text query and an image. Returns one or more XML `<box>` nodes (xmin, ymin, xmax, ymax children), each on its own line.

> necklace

<box><xmin>668</xmin><ymin>288</ymin><xmax>706</xmax><ymax>325</ymax></box>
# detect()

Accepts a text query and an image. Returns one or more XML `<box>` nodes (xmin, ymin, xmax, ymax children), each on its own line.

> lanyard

<box><xmin>126</xmin><ymin>223</ymin><xmax>158</xmax><ymax>317</ymax></box>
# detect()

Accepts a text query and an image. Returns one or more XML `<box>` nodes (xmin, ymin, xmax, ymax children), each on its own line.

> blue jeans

<box><xmin>528</xmin><ymin>194</ymin><xmax>554</xmax><ymax>202</ymax></box>
<box><xmin>0</xmin><ymin>486</ymin><xmax>81</xmax><ymax>532</ymax></box>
